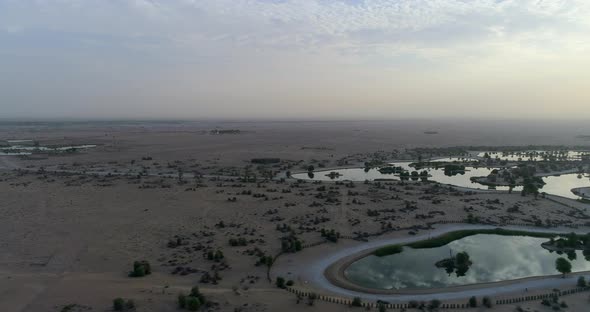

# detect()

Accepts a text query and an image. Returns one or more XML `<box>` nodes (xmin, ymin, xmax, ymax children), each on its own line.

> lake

<box><xmin>292</xmin><ymin>164</ymin><xmax>590</xmax><ymax>199</ymax></box>
<box><xmin>345</xmin><ymin>234</ymin><xmax>590</xmax><ymax>290</ymax></box>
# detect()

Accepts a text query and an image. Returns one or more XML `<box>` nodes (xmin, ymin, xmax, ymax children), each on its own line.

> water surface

<box><xmin>293</xmin><ymin>167</ymin><xmax>590</xmax><ymax>199</ymax></box>
<box><xmin>345</xmin><ymin>234</ymin><xmax>590</xmax><ymax>290</ymax></box>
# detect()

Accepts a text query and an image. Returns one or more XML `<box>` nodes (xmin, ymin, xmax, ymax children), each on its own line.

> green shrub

<box><xmin>577</xmin><ymin>276</ymin><xmax>587</xmax><ymax>287</ymax></box>
<box><xmin>375</xmin><ymin>229</ymin><xmax>557</xmax><ymax>257</ymax></box>
<box><xmin>374</xmin><ymin>245</ymin><xmax>403</xmax><ymax>257</ymax></box>
<box><xmin>177</xmin><ymin>287</ymin><xmax>206</xmax><ymax>310</ymax></box>
<box><xmin>468</xmin><ymin>296</ymin><xmax>477</xmax><ymax>307</ymax></box>
<box><xmin>482</xmin><ymin>296</ymin><xmax>492</xmax><ymax>308</ymax></box>
<box><xmin>276</xmin><ymin>277</ymin><xmax>286</xmax><ymax>289</ymax></box>
<box><xmin>178</xmin><ymin>294</ymin><xmax>187</xmax><ymax>309</ymax></box>
<box><xmin>560</xmin><ymin>301</ymin><xmax>568</xmax><ymax>308</ymax></box>
<box><xmin>307</xmin><ymin>293</ymin><xmax>317</xmax><ymax>306</ymax></box>
<box><xmin>429</xmin><ymin>299</ymin><xmax>441</xmax><ymax>309</ymax></box>
<box><xmin>112</xmin><ymin>298</ymin><xmax>135</xmax><ymax>311</ymax></box>
<box><xmin>286</xmin><ymin>280</ymin><xmax>294</xmax><ymax>287</ymax></box>
<box><xmin>113</xmin><ymin>298</ymin><xmax>125</xmax><ymax>311</ymax></box>
<box><xmin>351</xmin><ymin>297</ymin><xmax>362</xmax><ymax>307</ymax></box>
<box><xmin>129</xmin><ymin>260</ymin><xmax>151</xmax><ymax>277</ymax></box>
<box><xmin>190</xmin><ymin>286</ymin><xmax>205</xmax><ymax>304</ymax></box>
<box><xmin>186</xmin><ymin>297</ymin><xmax>201</xmax><ymax>311</ymax></box>
<box><xmin>407</xmin><ymin>229</ymin><xmax>555</xmax><ymax>249</ymax></box>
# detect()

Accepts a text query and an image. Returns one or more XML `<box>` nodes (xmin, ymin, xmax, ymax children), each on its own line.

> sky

<box><xmin>1</xmin><ymin>0</ymin><xmax>589</xmax><ymax>120</ymax></box>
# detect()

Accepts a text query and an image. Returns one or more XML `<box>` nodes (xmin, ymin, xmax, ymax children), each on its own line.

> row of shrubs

<box><xmin>374</xmin><ymin>228</ymin><xmax>557</xmax><ymax>256</ymax></box>
<box><xmin>469</xmin><ymin>296</ymin><xmax>493</xmax><ymax>308</ymax></box>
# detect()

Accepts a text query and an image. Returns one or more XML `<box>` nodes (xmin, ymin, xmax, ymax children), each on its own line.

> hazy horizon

<box><xmin>1</xmin><ymin>1</ymin><xmax>589</xmax><ymax>120</ymax></box>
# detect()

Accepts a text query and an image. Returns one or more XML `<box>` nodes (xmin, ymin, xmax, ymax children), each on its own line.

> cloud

<box><xmin>0</xmin><ymin>0</ymin><xmax>589</xmax><ymax>119</ymax></box>
<box><xmin>3</xmin><ymin>1</ymin><xmax>589</xmax><ymax>59</ymax></box>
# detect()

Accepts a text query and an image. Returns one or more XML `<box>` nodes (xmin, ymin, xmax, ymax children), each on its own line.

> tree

<box><xmin>178</xmin><ymin>294</ymin><xmax>187</xmax><ymax>309</ymax></box>
<box><xmin>429</xmin><ymin>299</ymin><xmax>441</xmax><ymax>310</ymax></box>
<box><xmin>577</xmin><ymin>276</ymin><xmax>587</xmax><ymax>288</ymax></box>
<box><xmin>468</xmin><ymin>296</ymin><xmax>477</xmax><ymax>307</ymax></box>
<box><xmin>129</xmin><ymin>260</ymin><xmax>151</xmax><ymax>277</ymax></box>
<box><xmin>307</xmin><ymin>293</ymin><xmax>317</xmax><ymax>306</ymax></box>
<box><xmin>113</xmin><ymin>298</ymin><xmax>125</xmax><ymax>311</ymax></box>
<box><xmin>186</xmin><ymin>296</ymin><xmax>201</xmax><ymax>311</ymax></box>
<box><xmin>556</xmin><ymin>257</ymin><xmax>572</xmax><ymax>277</ymax></box>
<box><xmin>351</xmin><ymin>297</ymin><xmax>362</xmax><ymax>307</ymax></box>
<box><xmin>482</xmin><ymin>296</ymin><xmax>492</xmax><ymax>308</ymax></box>
<box><xmin>276</xmin><ymin>276</ymin><xmax>286</xmax><ymax>289</ymax></box>
<box><xmin>190</xmin><ymin>286</ymin><xmax>205</xmax><ymax>304</ymax></box>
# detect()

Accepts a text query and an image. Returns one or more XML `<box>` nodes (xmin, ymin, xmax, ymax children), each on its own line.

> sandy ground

<box><xmin>1</xmin><ymin>120</ymin><xmax>590</xmax><ymax>312</ymax></box>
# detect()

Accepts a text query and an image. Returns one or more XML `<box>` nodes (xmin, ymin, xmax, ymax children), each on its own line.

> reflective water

<box><xmin>345</xmin><ymin>234</ymin><xmax>590</xmax><ymax>290</ymax></box>
<box><xmin>0</xmin><ymin>144</ymin><xmax>96</xmax><ymax>154</ymax></box>
<box><xmin>429</xmin><ymin>157</ymin><xmax>478</xmax><ymax>162</ymax></box>
<box><xmin>292</xmin><ymin>166</ymin><xmax>590</xmax><ymax>199</ymax></box>
<box><xmin>535</xmin><ymin>174</ymin><xmax>590</xmax><ymax>199</ymax></box>
<box><xmin>0</xmin><ymin>151</ymin><xmax>32</xmax><ymax>156</ymax></box>
<box><xmin>477</xmin><ymin>151</ymin><xmax>590</xmax><ymax>162</ymax></box>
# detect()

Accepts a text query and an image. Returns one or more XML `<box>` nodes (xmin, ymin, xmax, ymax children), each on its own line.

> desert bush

<box><xmin>374</xmin><ymin>245</ymin><xmax>403</xmax><ymax>257</ymax></box>
<box><xmin>307</xmin><ymin>293</ymin><xmax>317</xmax><ymax>306</ymax></box>
<box><xmin>469</xmin><ymin>296</ymin><xmax>477</xmax><ymax>307</ymax></box>
<box><xmin>276</xmin><ymin>277</ymin><xmax>286</xmax><ymax>289</ymax></box>
<box><xmin>482</xmin><ymin>296</ymin><xmax>492</xmax><ymax>308</ymax></box>
<box><xmin>112</xmin><ymin>298</ymin><xmax>135</xmax><ymax>311</ymax></box>
<box><xmin>129</xmin><ymin>260</ymin><xmax>151</xmax><ymax>277</ymax></box>
<box><xmin>113</xmin><ymin>298</ymin><xmax>125</xmax><ymax>311</ymax></box>
<box><xmin>351</xmin><ymin>297</ymin><xmax>362</xmax><ymax>307</ymax></box>
<box><xmin>186</xmin><ymin>297</ymin><xmax>201</xmax><ymax>311</ymax></box>
<box><xmin>429</xmin><ymin>299</ymin><xmax>441</xmax><ymax>310</ymax></box>
<box><xmin>177</xmin><ymin>286</ymin><xmax>207</xmax><ymax>310</ymax></box>
<box><xmin>178</xmin><ymin>294</ymin><xmax>187</xmax><ymax>309</ymax></box>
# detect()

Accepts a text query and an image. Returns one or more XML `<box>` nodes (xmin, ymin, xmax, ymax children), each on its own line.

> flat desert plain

<box><xmin>2</xmin><ymin>120</ymin><xmax>590</xmax><ymax>312</ymax></box>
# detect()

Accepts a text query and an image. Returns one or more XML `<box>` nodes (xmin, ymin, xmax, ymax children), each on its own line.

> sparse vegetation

<box><xmin>376</xmin><ymin>229</ymin><xmax>557</xmax><ymax>254</ymax></box>
<box><xmin>128</xmin><ymin>260</ymin><xmax>151</xmax><ymax>277</ymax></box>
<box><xmin>112</xmin><ymin>298</ymin><xmax>135</xmax><ymax>311</ymax></box>
<box><xmin>469</xmin><ymin>296</ymin><xmax>477</xmax><ymax>307</ymax></box>
<box><xmin>351</xmin><ymin>297</ymin><xmax>362</xmax><ymax>307</ymax></box>
<box><xmin>556</xmin><ymin>257</ymin><xmax>572</xmax><ymax>277</ymax></box>
<box><xmin>578</xmin><ymin>276</ymin><xmax>587</xmax><ymax>287</ymax></box>
<box><xmin>178</xmin><ymin>286</ymin><xmax>206</xmax><ymax>311</ymax></box>
<box><xmin>374</xmin><ymin>244</ymin><xmax>403</xmax><ymax>257</ymax></box>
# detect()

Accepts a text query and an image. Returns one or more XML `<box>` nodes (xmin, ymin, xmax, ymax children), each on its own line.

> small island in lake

<box><xmin>436</xmin><ymin>251</ymin><xmax>473</xmax><ymax>277</ymax></box>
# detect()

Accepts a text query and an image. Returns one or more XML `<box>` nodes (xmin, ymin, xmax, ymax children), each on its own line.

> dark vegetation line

<box><xmin>374</xmin><ymin>228</ymin><xmax>558</xmax><ymax>257</ymax></box>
